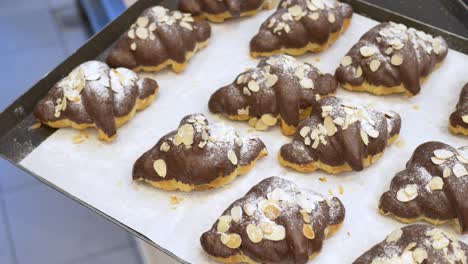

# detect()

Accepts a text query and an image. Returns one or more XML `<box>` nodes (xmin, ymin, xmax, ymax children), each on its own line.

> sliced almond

<box><xmin>427</xmin><ymin>177</ymin><xmax>444</xmax><ymax>191</ymax></box>
<box><xmin>198</xmin><ymin>141</ymin><xmax>207</xmax><ymax>149</ymax></box>
<box><xmin>433</xmin><ymin>149</ymin><xmax>454</xmax><ymax>160</ymax></box>
<box><xmin>453</xmin><ymin>163</ymin><xmax>468</xmax><ymax>178</ymax></box>
<box><xmin>148</xmin><ymin>22</ymin><xmax>157</xmax><ymax>31</ymax></box>
<box><xmin>396</xmin><ymin>184</ymin><xmax>418</xmax><ymax>202</ymax></box>
<box><xmin>160</xmin><ymin>142</ymin><xmax>170</xmax><ymax>152</ymax></box>
<box><xmin>304</xmin><ymin>137</ymin><xmax>311</xmax><ymax>146</ymax></box>
<box><xmin>360</xmin><ymin>46</ymin><xmax>377</xmax><ymax>57</ymax></box>
<box><xmin>136</xmin><ymin>16</ymin><xmax>149</xmax><ymax>27</ymax></box>
<box><xmin>261</xmin><ymin>114</ymin><xmax>277</xmax><ymax>126</ymax></box>
<box><xmin>309</xmin><ymin>12</ymin><xmax>320</xmax><ymax>20</ymax></box>
<box><xmin>243</xmin><ymin>203</ymin><xmax>257</xmax><ymax>216</ymax></box>
<box><xmin>230</xmin><ymin>206</ymin><xmax>242</xmax><ymax>223</ymax></box>
<box><xmin>303</xmin><ymin>224</ymin><xmax>315</xmax><ymax>239</ymax></box>
<box><xmin>328</xmin><ymin>13</ymin><xmax>336</xmax><ymax>23</ymax></box>
<box><xmin>432</xmin><ymin>235</ymin><xmax>450</xmax><ymax>250</ymax></box>
<box><xmin>412</xmin><ymin>248</ymin><xmax>428</xmax><ymax>263</ymax></box>
<box><xmin>130</xmin><ymin>43</ymin><xmax>137</xmax><ymax>51</ymax></box>
<box><xmin>266</xmin><ymin>73</ymin><xmax>278</xmax><ymax>87</ymax></box>
<box><xmin>386</xmin><ymin>228</ymin><xmax>403</xmax><ymax>243</ymax></box>
<box><xmin>369</xmin><ymin>60</ymin><xmax>381</xmax><ymax>72</ymax></box>
<box><xmin>300</xmin><ymin>78</ymin><xmax>314</xmax><ymax>89</ymax></box>
<box><xmin>228</xmin><ymin>150</ymin><xmax>238</xmax><ymax>165</ymax></box>
<box><xmin>136</xmin><ymin>27</ymin><xmax>149</xmax><ymax>40</ymax></box>
<box><xmin>264</xmin><ymin>224</ymin><xmax>285</xmax><ymax>241</ymax></box>
<box><xmin>300</xmin><ymin>126</ymin><xmax>311</xmax><ymax>138</ymax></box>
<box><xmin>243</xmin><ymin>87</ymin><xmax>251</xmax><ymax>96</ymax></box>
<box><xmin>300</xmin><ymin>210</ymin><xmax>311</xmax><ymax>223</ymax></box>
<box><xmin>443</xmin><ymin>167</ymin><xmax>451</xmax><ymax>178</ymax></box>
<box><xmin>324</xmin><ymin>116</ymin><xmax>337</xmax><ymax>136</ymax></box>
<box><xmin>217</xmin><ymin>215</ymin><xmax>232</xmax><ymax>233</ymax></box>
<box><xmin>179</xmin><ymin>22</ymin><xmax>193</xmax><ymax>31</ymax></box>
<box><xmin>248</xmin><ymin>80</ymin><xmax>260</xmax><ymax>92</ymax></box>
<box><xmin>153</xmin><ymin>159</ymin><xmax>167</xmax><ymax>178</ymax></box>
<box><xmin>431</xmin><ymin>157</ymin><xmax>445</xmax><ymax>165</ymax></box>
<box><xmin>390</xmin><ymin>54</ymin><xmax>403</xmax><ymax>66</ymax></box>
<box><xmin>261</xmin><ymin>201</ymin><xmax>282</xmax><ymax>220</ymax></box>
<box><xmin>360</xmin><ymin>129</ymin><xmax>369</xmax><ymax>146</ymax></box>
<box><xmin>260</xmin><ymin>221</ymin><xmax>274</xmax><ymax>235</ymax></box>
<box><xmin>462</xmin><ymin>115</ymin><xmax>468</xmax><ymax>124</ymax></box>
<box><xmin>178</xmin><ymin>124</ymin><xmax>194</xmax><ymax>146</ymax></box>
<box><xmin>341</xmin><ymin>56</ymin><xmax>352</xmax><ymax>67</ymax></box>
<box><xmin>128</xmin><ymin>29</ymin><xmax>136</xmax><ymax>39</ymax></box>
<box><xmin>220</xmin><ymin>233</ymin><xmax>242</xmax><ymax>249</ymax></box>
<box><xmin>384</xmin><ymin>47</ymin><xmax>393</xmax><ymax>55</ymax></box>
<box><xmin>355</xmin><ymin>66</ymin><xmax>363</xmax><ymax>78</ymax></box>
<box><xmin>246</xmin><ymin>224</ymin><xmax>263</xmax><ymax>243</ymax></box>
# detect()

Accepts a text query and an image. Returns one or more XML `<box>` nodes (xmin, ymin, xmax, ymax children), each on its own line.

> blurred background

<box><xmin>0</xmin><ymin>0</ymin><xmax>466</xmax><ymax>264</ymax></box>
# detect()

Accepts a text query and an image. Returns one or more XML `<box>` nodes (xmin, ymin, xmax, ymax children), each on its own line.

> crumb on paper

<box><xmin>347</xmin><ymin>231</ymin><xmax>351</xmax><ymax>237</ymax></box>
<box><xmin>117</xmin><ymin>180</ymin><xmax>123</xmax><ymax>187</ymax></box>
<box><xmin>339</xmin><ymin>185</ymin><xmax>344</xmax><ymax>195</ymax></box>
<box><xmin>29</xmin><ymin>122</ymin><xmax>42</xmax><ymax>130</ymax></box>
<box><xmin>366</xmin><ymin>102</ymin><xmax>377</xmax><ymax>108</ymax></box>
<box><xmin>328</xmin><ymin>189</ymin><xmax>334</xmax><ymax>196</ymax></box>
<box><xmin>360</xmin><ymin>180</ymin><xmax>365</xmax><ymax>186</ymax></box>
<box><xmin>72</xmin><ymin>130</ymin><xmax>90</xmax><ymax>144</ymax></box>
<box><xmin>247</xmin><ymin>128</ymin><xmax>255</xmax><ymax>133</ymax></box>
<box><xmin>396</xmin><ymin>139</ymin><xmax>405</xmax><ymax>149</ymax></box>
<box><xmin>319</xmin><ymin>176</ymin><xmax>328</xmax><ymax>182</ymax></box>
<box><xmin>170</xmin><ymin>195</ymin><xmax>184</xmax><ymax>206</ymax></box>
<box><xmin>315</xmin><ymin>58</ymin><xmax>320</xmax><ymax>62</ymax></box>
<box><xmin>412</xmin><ymin>104</ymin><xmax>420</xmax><ymax>110</ymax></box>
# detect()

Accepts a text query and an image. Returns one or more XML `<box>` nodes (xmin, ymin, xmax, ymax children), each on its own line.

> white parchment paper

<box><xmin>20</xmin><ymin>10</ymin><xmax>468</xmax><ymax>263</ymax></box>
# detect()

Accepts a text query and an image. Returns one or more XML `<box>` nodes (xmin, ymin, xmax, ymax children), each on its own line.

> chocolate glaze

<box><xmin>280</xmin><ymin>96</ymin><xmax>401</xmax><ymax>171</ymax></box>
<box><xmin>106</xmin><ymin>6</ymin><xmax>211</xmax><ymax>71</ymax></box>
<box><xmin>450</xmin><ymin>83</ymin><xmax>468</xmax><ymax>131</ymax></box>
<box><xmin>335</xmin><ymin>22</ymin><xmax>448</xmax><ymax>96</ymax></box>
<box><xmin>133</xmin><ymin>114</ymin><xmax>266</xmax><ymax>187</ymax></box>
<box><xmin>208</xmin><ymin>54</ymin><xmax>338</xmax><ymax>129</ymax></box>
<box><xmin>250</xmin><ymin>0</ymin><xmax>353</xmax><ymax>55</ymax></box>
<box><xmin>354</xmin><ymin>224</ymin><xmax>468</xmax><ymax>264</ymax></box>
<box><xmin>179</xmin><ymin>0</ymin><xmax>270</xmax><ymax>19</ymax></box>
<box><xmin>34</xmin><ymin>61</ymin><xmax>158</xmax><ymax>139</ymax></box>
<box><xmin>380</xmin><ymin>141</ymin><xmax>468</xmax><ymax>233</ymax></box>
<box><xmin>200</xmin><ymin>176</ymin><xmax>345</xmax><ymax>264</ymax></box>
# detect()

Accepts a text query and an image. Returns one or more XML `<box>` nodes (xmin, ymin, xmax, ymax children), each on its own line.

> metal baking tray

<box><xmin>0</xmin><ymin>0</ymin><xmax>467</xmax><ymax>263</ymax></box>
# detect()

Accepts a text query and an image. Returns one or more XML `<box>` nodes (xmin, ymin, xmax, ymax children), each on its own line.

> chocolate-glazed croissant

<box><xmin>106</xmin><ymin>6</ymin><xmax>211</xmax><ymax>73</ymax></box>
<box><xmin>450</xmin><ymin>83</ymin><xmax>468</xmax><ymax>136</ymax></box>
<box><xmin>250</xmin><ymin>0</ymin><xmax>353</xmax><ymax>57</ymax></box>
<box><xmin>201</xmin><ymin>176</ymin><xmax>345</xmax><ymax>264</ymax></box>
<box><xmin>34</xmin><ymin>61</ymin><xmax>159</xmax><ymax>142</ymax></box>
<box><xmin>179</xmin><ymin>0</ymin><xmax>277</xmax><ymax>23</ymax></box>
<box><xmin>133</xmin><ymin>114</ymin><xmax>267</xmax><ymax>192</ymax></box>
<box><xmin>379</xmin><ymin>142</ymin><xmax>468</xmax><ymax>233</ymax></box>
<box><xmin>335</xmin><ymin>22</ymin><xmax>448</xmax><ymax>97</ymax></box>
<box><xmin>208</xmin><ymin>54</ymin><xmax>338</xmax><ymax>136</ymax></box>
<box><xmin>353</xmin><ymin>224</ymin><xmax>468</xmax><ymax>264</ymax></box>
<box><xmin>279</xmin><ymin>96</ymin><xmax>401</xmax><ymax>174</ymax></box>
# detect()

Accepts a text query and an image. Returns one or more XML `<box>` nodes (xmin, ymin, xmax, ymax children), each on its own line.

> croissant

<box><xmin>354</xmin><ymin>224</ymin><xmax>468</xmax><ymax>264</ymax></box>
<box><xmin>279</xmin><ymin>96</ymin><xmax>401</xmax><ymax>174</ymax></box>
<box><xmin>34</xmin><ymin>61</ymin><xmax>158</xmax><ymax>142</ymax></box>
<box><xmin>208</xmin><ymin>54</ymin><xmax>338</xmax><ymax>136</ymax></box>
<box><xmin>335</xmin><ymin>22</ymin><xmax>448</xmax><ymax>97</ymax></box>
<box><xmin>449</xmin><ymin>83</ymin><xmax>468</xmax><ymax>136</ymax></box>
<box><xmin>201</xmin><ymin>176</ymin><xmax>345</xmax><ymax>264</ymax></box>
<box><xmin>133</xmin><ymin>114</ymin><xmax>267</xmax><ymax>192</ymax></box>
<box><xmin>250</xmin><ymin>0</ymin><xmax>353</xmax><ymax>57</ymax></box>
<box><xmin>106</xmin><ymin>6</ymin><xmax>211</xmax><ymax>73</ymax></box>
<box><xmin>379</xmin><ymin>141</ymin><xmax>468</xmax><ymax>233</ymax></box>
<box><xmin>179</xmin><ymin>0</ymin><xmax>277</xmax><ymax>23</ymax></box>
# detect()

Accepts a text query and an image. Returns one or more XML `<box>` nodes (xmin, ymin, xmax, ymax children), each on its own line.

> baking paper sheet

<box><xmin>20</xmin><ymin>10</ymin><xmax>468</xmax><ymax>263</ymax></box>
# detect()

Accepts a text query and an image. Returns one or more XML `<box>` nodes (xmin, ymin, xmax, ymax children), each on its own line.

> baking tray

<box><xmin>0</xmin><ymin>1</ymin><xmax>467</xmax><ymax>263</ymax></box>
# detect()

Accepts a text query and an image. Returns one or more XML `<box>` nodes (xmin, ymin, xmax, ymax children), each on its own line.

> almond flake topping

<box><xmin>396</xmin><ymin>184</ymin><xmax>418</xmax><ymax>202</ymax></box>
<box><xmin>246</xmin><ymin>224</ymin><xmax>263</xmax><ymax>243</ymax></box>
<box><xmin>433</xmin><ymin>149</ymin><xmax>454</xmax><ymax>159</ymax></box>
<box><xmin>220</xmin><ymin>233</ymin><xmax>242</xmax><ymax>249</ymax></box>
<box><xmin>427</xmin><ymin>177</ymin><xmax>444</xmax><ymax>191</ymax></box>
<box><xmin>341</xmin><ymin>56</ymin><xmax>352</xmax><ymax>67</ymax></box>
<box><xmin>230</xmin><ymin>206</ymin><xmax>242</xmax><ymax>223</ymax></box>
<box><xmin>303</xmin><ymin>224</ymin><xmax>315</xmax><ymax>239</ymax></box>
<box><xmin>453</xmin><ymin>163</ymin><xmax>468</xmax><ymax>178</ymax></box>
<box><xmin>386</xmin><ymin>228</ymin><xmax>402</xmax><ymax>242</ymax></box>
<box><xmin>227</xmin><ymin>150</ymin><xmax>238</xmax><ymax>165</ymax></box>
<box><xmin>360</xmin><ymin>46</ymin><xmax>377</xmax><ymax>57</ymax></box>
<box><xmin>153</xmin><ymin>159</ymin><xmax>167</xmax><ymax>178</ymax></box>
